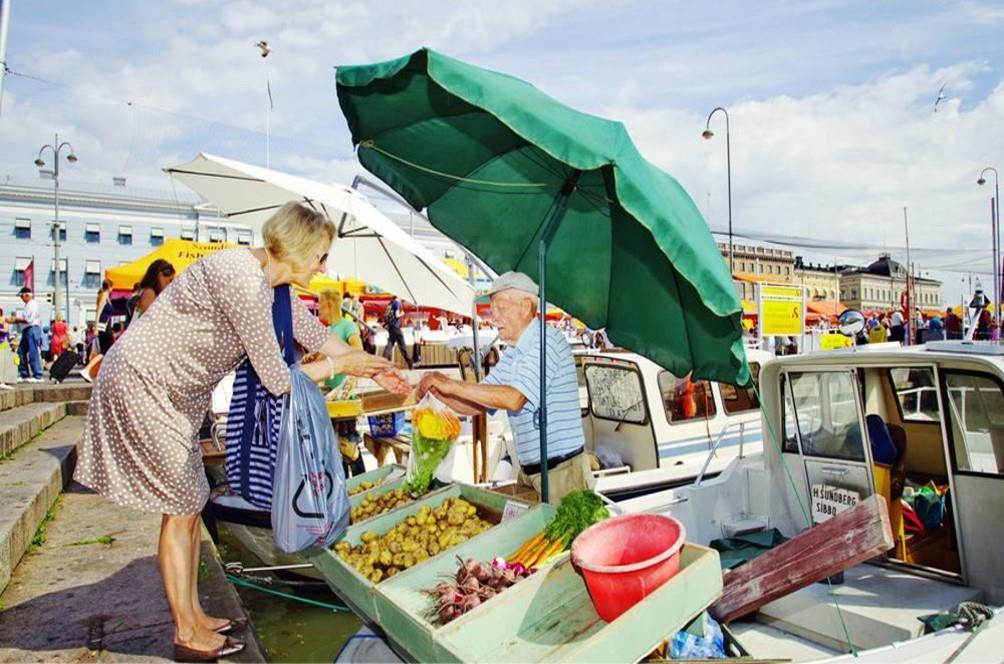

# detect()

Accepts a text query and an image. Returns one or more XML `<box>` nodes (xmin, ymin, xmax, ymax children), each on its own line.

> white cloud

<box><xmin>2</xmin><ymin>0</ymin><xmax>1004</xmax><ymax>295</ymax></box>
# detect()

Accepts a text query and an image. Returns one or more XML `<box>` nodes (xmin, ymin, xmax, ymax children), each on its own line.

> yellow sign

<box><xmin>759</xmin><ymin>284</ymin><xmax>804</xmax><ymax>336</ymax></box>
<box><xmin>820</xmin><ymin>333</ymin><xmax>853</xmax><ymax>350</ymax></box>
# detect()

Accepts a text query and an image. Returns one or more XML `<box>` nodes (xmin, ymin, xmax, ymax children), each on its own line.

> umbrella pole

<box><xmin>537</xmin><ymin>170</ymin><xmax>581</xmax><ymax>504</ymax></box>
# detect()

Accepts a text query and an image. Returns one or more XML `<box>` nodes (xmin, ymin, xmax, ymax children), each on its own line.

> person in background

<box><xmin>382</xmin><ymin>294</ymin><xmax>414</xmax><ymax>369</ymax></box>
<box><xmin>68</xmin><ymin>325</ymin><xmax>81</xmax><ymax>361</ymax></box>
<box><xmin>50</xmin><ymin>312</ymin><xmax>69</xmax><ymax>360</ymax></box>
<box><xmin>868</xmin><ymin>314</ymin><xmax>889</xmax><ymax>343</ymax></box>
<box><xmin>41</xmin><ymin>324</ymin><xmax>53</xmax><ymax>364</ymax></box>
<box><xmin>417</xmin><ymin>271</ymin><xmax>592</xmax><ymax>504</ymax></box>
<box><xmin>889</xmin><ymin>309</ymin><xmax>905</xmax><ymax>343</ymax></box>
<box><xmin>84</xmin><ymin>323</ymin><xmax>96</xmax><ymax>363</ymax></box>
<box><xmin>136</xmin><ymin>259</ymin><xmax>177</xmax><ymax>318</ymax></box>
<box><xmin>317</xmin><ymin>288</ymin><xmax>367</xmax><ymax>477</ymax></box>
<box><xmin>7</xmin><ymin>287</ymin><xmax>44</xmax><ymax>382</ymax></box>
<box><xmin>80</xmin><ymin>280</ymin><xmax>115</xmax><ymax>382</ymax></box>
<box><xmin>945</xmin><ymin>307</ymin><xmax>962</xmax><ymax>340</ymax></box>
<box><xmin>76</xmin><ymin>202</ymin><xmax>407</xmax><ymax>661</ymax></box>
<box><xmin>125</xmin><ymin>282</ymin><xmax>141</xmax><ymax>327</ymax></box>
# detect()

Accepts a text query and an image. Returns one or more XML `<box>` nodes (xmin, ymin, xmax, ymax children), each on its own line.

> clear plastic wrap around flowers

<box><xmin>404</xmin><ymin>393</ymin><xmax>462</xmax><ymax>494</ymax></box>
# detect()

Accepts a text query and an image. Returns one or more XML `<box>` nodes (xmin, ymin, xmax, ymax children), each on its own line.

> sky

<box><xmin>2</xmin><ymin>0</ymin><xmax>1003</xmax><ymax>297</ymax></box>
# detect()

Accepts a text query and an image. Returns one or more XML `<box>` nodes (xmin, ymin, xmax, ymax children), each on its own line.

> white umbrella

<box><xmin>165</xmin><ymin>153</ymin><xmax>474</xmax><ymax>315</ymax></box>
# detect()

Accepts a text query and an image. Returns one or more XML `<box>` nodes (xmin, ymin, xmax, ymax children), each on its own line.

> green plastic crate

<box><xmin>374</xmin><ymin>503</ymin><xmax>558</xmax><ymax>663</ymax></box>
<box><xmin>345</xmin><ymin>464</ymin><xmax>405</xmax><ymax>496</ymax></box>
<box><xmin>306</xmin><ymin>484</ymin><xmax>527</xmax><ymax>623</ymax></box>
<box><xmin>431</xmin><ymin>543</ymin><xmax>722</xmax><ymax>662</ymax></box>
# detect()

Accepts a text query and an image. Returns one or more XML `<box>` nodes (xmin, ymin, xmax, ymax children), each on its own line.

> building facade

<box><xmin>0</xmin><ymin>176</ymin><xmax>253</xmax><ymax>328</ymax></box>
<box><xmin>721</xmin><ymin>242</ymin><xmax>795</xmax><ymax>302</ymax></box>
<box><xmin>838</xmin><ymin>254</ymin><xmax>942</xmax><ymax>312</ymax></box>
<box><xmin>793</xmin><ymin>256</ymin><xmax>841</xmax><ymax>302</ymax></box>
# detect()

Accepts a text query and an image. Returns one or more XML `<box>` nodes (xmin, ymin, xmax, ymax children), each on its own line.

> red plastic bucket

<box><xmin>571</xmin><ymin>513</ymin><xmax>686</xmax><ymax>622</ymax></box>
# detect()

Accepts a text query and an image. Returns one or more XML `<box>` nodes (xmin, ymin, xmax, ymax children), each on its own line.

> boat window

<box><xmin>889</xmin><ymin>368</ymin><xmax>940</xmax><ymax>423</ymax></box>
<box><xmin>943</xmin><ymin>372</ymin><xmax>1004</xmax><ymax>476</ymax></box>
<box><xmin>721</xmin><ymin>362</ymin><xmax>761</xmax><ymax>414</ymax></box>
<box><xmin>584</xmin><ymin>364</ymin><xmax>646</xmax><ymax>424</ymax></box>
<box><xmin>785</xmin><ymin>372</ymin><xmax>865</xmax><ymax>461</ymax></box>
<box><xmin>658</xmin><ymin>372</ymin><xmax>716</xmax><ymax>424</ymax></box>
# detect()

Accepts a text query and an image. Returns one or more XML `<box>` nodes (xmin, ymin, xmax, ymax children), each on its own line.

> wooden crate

<box><xmin>306</xmin><ymin>484</ymin><xmax>529</xmax><ymax>623</ymax></box>
<box><xmin>427</xmin><ymin>543</ymin><xmax>722</xmax><ymax>663</ymax></box>
<box><xmin>375</xmin><ymin>504</ymin><xmax>558</xmax><ymax>663</ymax></box>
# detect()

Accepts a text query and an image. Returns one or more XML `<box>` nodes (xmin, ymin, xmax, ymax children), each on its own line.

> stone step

<box><xmin>0</xmin><ymin>416</ymin><xmax>82</xmax><ymax>595</ymax></box>
<box><xmin>0</xmin><ymin>402</ymin><xmax>68</xmax><ymax>459</ymax></box>
<box><xmin>0</xmin><ymin>388</ymin><xmax>34</xmax><ymax>413</ymax></box>
<box><xmin>1</xmin><ymin>383</ymin><xmax>92</xmax><ymax>414</ymax></box>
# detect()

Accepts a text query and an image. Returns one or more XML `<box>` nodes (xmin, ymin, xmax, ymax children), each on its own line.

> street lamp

<box><xmin>977</xmin><ymin>166</ymin><xmax>999</xmax><ymax>341</ymax></box>
<box><xmin>253</xmin><ymin>40</ymin><xmax>273</xmax><ymax>169</ymax></box>
<box><xmin>702</xmin><ymin>107</ymin><xmax>733</xmax><ymax>275</ymax></box>
<box><xmin>34</xmin><ymin>134</ymin><xmax>78</xmax><ymax>324</ymax></box>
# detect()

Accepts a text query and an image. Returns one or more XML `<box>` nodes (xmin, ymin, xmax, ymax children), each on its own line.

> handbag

<box><xmin>224</xmin><ymin>286</ymin><xmax>297</xmax><ymax>509</ymax></box>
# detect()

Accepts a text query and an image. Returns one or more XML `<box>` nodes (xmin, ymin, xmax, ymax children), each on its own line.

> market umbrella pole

<box><xmin>537</xmin><ymin>171</ymin><xmax>581</xmax><ymax>503</ymax></box>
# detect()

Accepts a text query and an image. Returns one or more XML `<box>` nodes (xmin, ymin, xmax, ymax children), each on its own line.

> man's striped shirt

<box><xmin>483</xmin><ymin>322</ymin><xmax>584</xmax><ymax>466</ymax></box>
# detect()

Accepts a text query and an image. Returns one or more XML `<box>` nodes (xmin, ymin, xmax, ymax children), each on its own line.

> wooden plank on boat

<box><xmin>710</xmin><ymin>494</ymin><xmax>893</xmax><ymax>624</ymax></box>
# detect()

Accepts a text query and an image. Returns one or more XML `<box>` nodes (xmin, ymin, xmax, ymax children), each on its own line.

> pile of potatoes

<box><xmin>334</xmin><ymin>497</ymin><xmax>493</xmax><ymax>583</ymax></box>
<box><xmin>350</xmin><ymin>487</ymin><xmax>414</xmax><ymax>523</ymax></box>
<box><xmin>347</xmin><ymin>478</ymin><xmax>383</xmax><ymax>497</ymax></box>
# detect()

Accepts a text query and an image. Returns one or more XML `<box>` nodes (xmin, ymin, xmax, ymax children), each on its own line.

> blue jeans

<box><xmin>18</xmin><ymin>325</ymin><xmax>43</xmax><ymax>379</ymax></box>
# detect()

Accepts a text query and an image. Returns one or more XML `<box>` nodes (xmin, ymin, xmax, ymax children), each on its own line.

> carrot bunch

<box><xmin>507</xmin><ymin>490</ymin><xmax>610</xmax><ymax>568</ymax></box>
<box><xmin>508</xmin><ymin>531</ymin><xmax>569</xmax><ymax>569</ymax></box>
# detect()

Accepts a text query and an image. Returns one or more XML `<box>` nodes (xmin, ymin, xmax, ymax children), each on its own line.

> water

<box><xmin>215</xmin><ymin>526</ymin><xmax>362</xmax><ymax>662</ymax></box>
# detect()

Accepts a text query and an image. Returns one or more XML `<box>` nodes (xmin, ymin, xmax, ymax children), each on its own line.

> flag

<box><xmin>23</xmin><ymin>259</ymin><xmax>34</xmax><ymax>292</ymax></box>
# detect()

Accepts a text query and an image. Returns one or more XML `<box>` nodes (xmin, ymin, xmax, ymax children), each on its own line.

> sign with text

<box><xmin>759</xmin><ymin>284</ymin><xmax>806</xmax><ymax>337</ymax></box>
<box><xmin>810</xmin><ymin>484</ymin><xmax>860</xmax><ymax>524</ymax></box>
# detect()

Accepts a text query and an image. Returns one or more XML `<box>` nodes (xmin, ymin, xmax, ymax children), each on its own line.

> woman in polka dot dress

<box><xmin>76</xmin><ymin>202</ymin><xmax>409</xmax><ymax>661</ymax></box>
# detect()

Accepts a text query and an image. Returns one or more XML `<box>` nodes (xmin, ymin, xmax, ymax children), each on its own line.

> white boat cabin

<box><xmin>574</xmin><ymin>348</ymin><xmax>771</xmax><ymax>499</ymax></box>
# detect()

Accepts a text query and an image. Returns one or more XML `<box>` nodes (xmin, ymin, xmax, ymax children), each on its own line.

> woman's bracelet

<box><xmin>325</xmin><ymin>355</ymin><xmax>336</xmax><ymax>380</ymax></box>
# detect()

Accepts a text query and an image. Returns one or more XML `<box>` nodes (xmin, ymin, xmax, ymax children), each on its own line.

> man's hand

<box><xmin>374</xmin><ymin>368</ymin><xmax>411</xmax><ymax>395</ymax></box>
<box><xmin>416</xmin><ymin>371</ymin><xmax>452</xmax><ymax>398</ymax></box>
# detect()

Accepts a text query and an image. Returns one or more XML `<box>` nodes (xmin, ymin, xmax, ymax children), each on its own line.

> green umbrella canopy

<box><xmin>336</xmin><ymin>48</ymin><xmax>749</xmax><ymax>386</ymax></box>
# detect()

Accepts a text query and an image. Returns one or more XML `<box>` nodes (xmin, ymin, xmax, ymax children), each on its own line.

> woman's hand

<box><xmin>373</xmin><ymin>369</ymin><xmax>411</xmax><ymax>395</ymax></box>
<box><xmin>334</xmin><ymin>350</ymin><xmax>396</xmax><ymax>378</ymax></box>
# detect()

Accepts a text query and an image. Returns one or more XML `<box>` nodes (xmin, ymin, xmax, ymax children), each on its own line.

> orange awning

<box><xmin>806</xmin><ymin>300</ymin><xmax>846</xmax><ymax>317</ymax></box>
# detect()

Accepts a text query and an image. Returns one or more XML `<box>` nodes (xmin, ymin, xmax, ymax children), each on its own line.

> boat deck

<box><xmin>752</xmin><ymin>562</ymin><xmax>984</xmax><ymax>655</ymax></box>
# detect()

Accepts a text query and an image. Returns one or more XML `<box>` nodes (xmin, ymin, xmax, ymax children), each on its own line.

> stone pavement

<box><xmin>0</xmin><ymin>482</ymin><xmax>264</xmax><ymax>662</ymax></box>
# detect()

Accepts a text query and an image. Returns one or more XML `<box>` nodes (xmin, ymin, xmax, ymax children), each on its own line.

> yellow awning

<box><xmin>104</xmin><ymin>239</ymin><xmax>232</xmax><ymax>290</ymax></box>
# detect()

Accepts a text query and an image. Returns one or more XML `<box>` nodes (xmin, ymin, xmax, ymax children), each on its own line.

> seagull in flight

<box><xmin>254</xmin><ymin>40</ymin><xmax>271</xmax><ymax>58</ymax></box>
<box><xmin>934</xmin><ymin>84</ymin><xmax>946</xmax><ymax>112</ymax></box>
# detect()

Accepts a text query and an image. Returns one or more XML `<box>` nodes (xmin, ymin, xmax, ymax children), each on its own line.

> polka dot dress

<box><xmin>75</xmin><ymin>249</ymin><xmax>329</xmax><ymax>515</ymax></box>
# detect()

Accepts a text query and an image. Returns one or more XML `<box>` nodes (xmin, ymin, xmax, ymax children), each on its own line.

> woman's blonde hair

<box><xmin>262</xmin><ymin>202</ymin><xmax>336</xmax><ymax>272</ymax></box>
<box><xmin>318</xmin><ymin>288</ymin><xmax>344</xmax><ymax>323</ymax></box>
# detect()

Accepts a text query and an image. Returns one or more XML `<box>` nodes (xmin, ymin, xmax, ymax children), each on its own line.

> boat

<box><xmin>606</xmin><ymin>337</ymin><xmax>1004</xmax><ymax>659</ymax></box>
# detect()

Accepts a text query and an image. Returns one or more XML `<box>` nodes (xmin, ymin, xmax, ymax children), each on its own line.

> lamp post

<box><xmin>253</xmin><ymin>40</ymin><xmax>272</xmax><ymax>169</ymax></box>
<box><xmin>34</xmin><ymin>133</ymin><xmax>77</xmax><ymax>324</ymax></box>
<box><xmin>703</xmin><ymin>106</ymin><xmax>733</xmax><ymax>274</ymax></box>
<box><xmin>977</xmin><ymin>167</ymin><xmax>999</xmax><ymax>341</ymax></box>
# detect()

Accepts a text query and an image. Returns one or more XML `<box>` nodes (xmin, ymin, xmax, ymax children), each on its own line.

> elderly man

<box><xmin>8</xmin><ymin>287</ymin><xmax>44</xmax><ymax>382</ymax></box>
<box><xmin>417</xmin><ymin>271</ymin><xmax>592</xmax><ymax>504</ymax></box>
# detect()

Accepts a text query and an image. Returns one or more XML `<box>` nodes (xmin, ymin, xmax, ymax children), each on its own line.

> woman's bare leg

<box><xmin>159</xmin><ymin>514</ymin><xmax>225</xmax><ymax>650</ymax></box>
<box><xmin>186</xmin><ymin>514</ymin><xmax>229</xmax><ymax>630</ymax></box>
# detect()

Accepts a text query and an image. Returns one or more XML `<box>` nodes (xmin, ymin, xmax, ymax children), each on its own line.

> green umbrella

<box><xmin>336</xmin><ymin>48</ymin><xmax>749</xmax><ymax>500</ymax></box>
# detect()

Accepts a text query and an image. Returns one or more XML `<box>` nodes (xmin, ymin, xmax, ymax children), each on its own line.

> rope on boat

<box><xmin>225</xmin><ymin>574</ymin><xmax>351</xmax><ymax>612</ymax></box>
<box><xmin>753</xmin><ymin>384</ymin><xmax>858</xmax><ymax>657</ymax></box>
